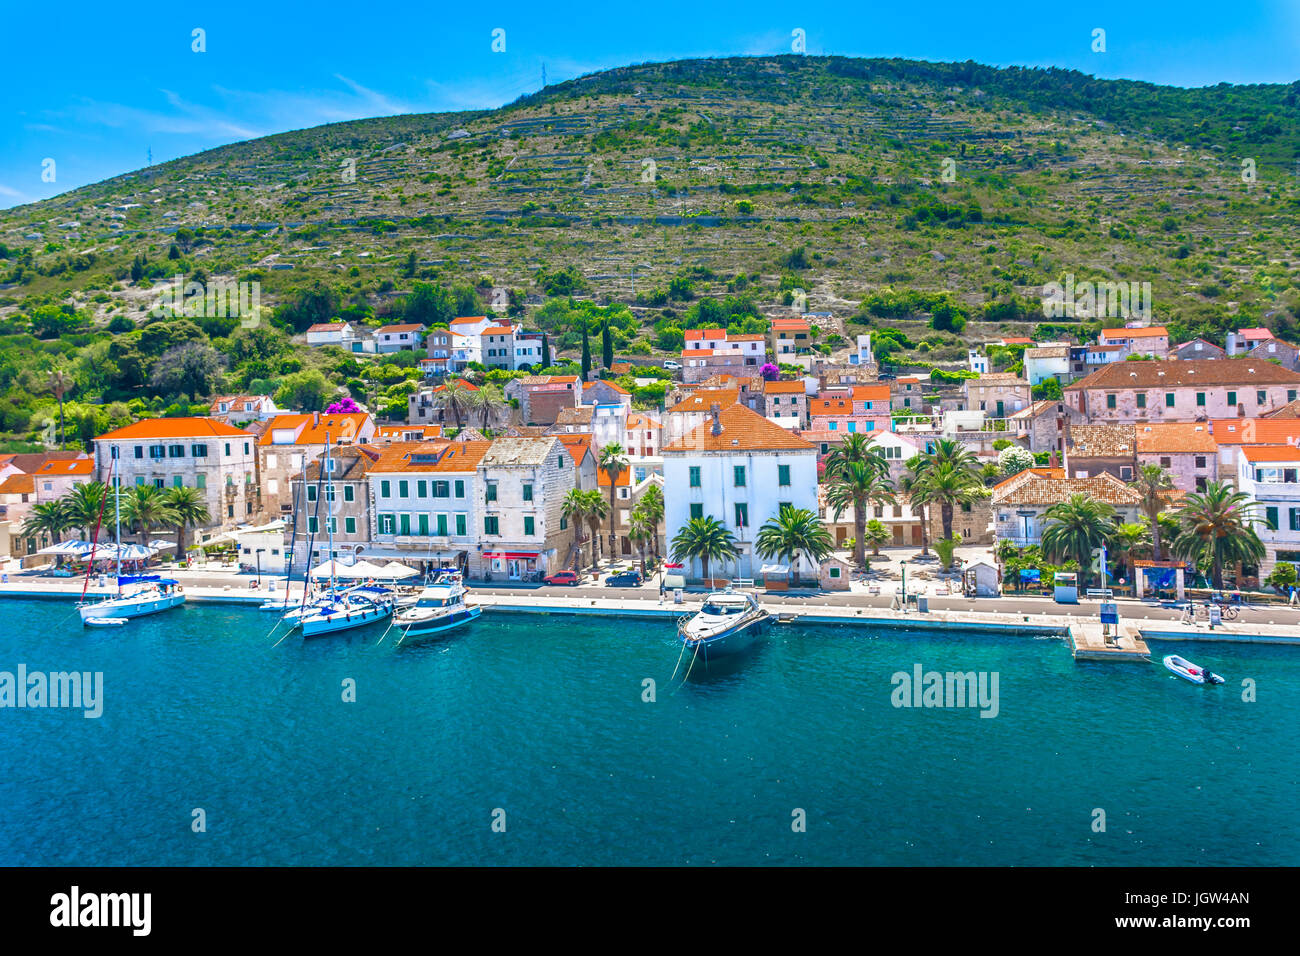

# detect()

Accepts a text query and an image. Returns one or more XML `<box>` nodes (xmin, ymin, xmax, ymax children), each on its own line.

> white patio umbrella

<box><xmin>36</xmin><ymin>540</ymin><xmax>95</xmax><ymax>556</ymax></box>
<box><xmin>309</xmin><ymin>559</ymin><xmax>351</xmax><ymax>580</ymax></box>
<box><xmin>336</xmin><ymin>560</ymin><xmax>387</xmax><ymax>579</ymax></box>
<box><xmin>374</xmin><ymin>561</ymin><xmax>420</xmax><ymax>580</ymax></box>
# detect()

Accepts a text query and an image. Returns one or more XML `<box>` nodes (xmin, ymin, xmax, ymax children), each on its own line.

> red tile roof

<box><xmin>664</xmin><ymin>404</ymin><xmax>815</xmax><ymax>453</ymax></box>
<box><xmin>1100</xmin><ymin>326</ymin><xmax>1168</xmax><ymax>340</ymax></box>
<box><xmin>258</xmin><ymin>413</ymin><xmax>370</xmax><ymax>446</ymax></box>
<box><xmin>34</xmin><ymin>459</ymin><xmax>95</xmax><ymax>476</ymax></box>
<box><xmin>96</xmin><ymin>417</ymin><xmax>251</xmax><ymax>441</ymax></box>
<box><xmin>1240</xmin><ymin>444</ymin><xmax>1300</xmax><ymax>462</ymax></box>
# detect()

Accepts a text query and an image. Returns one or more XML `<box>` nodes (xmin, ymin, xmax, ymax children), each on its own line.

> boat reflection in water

<box><xmin>677</xmin><ymin>588</ymin><xmax>771</xmax><ymax>666</ymax></box>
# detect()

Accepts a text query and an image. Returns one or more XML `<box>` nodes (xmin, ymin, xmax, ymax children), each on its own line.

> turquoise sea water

<box><xmin>0</xmin><ymin>599</ymin><xmax>1296</xmax><ymax>866</ymax></box>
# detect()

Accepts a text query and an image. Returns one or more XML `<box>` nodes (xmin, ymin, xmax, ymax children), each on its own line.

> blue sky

<box><xmin>3</xmin><ymin>1</ymin><xmax>1298</xmax><ymax>209</ymax></box>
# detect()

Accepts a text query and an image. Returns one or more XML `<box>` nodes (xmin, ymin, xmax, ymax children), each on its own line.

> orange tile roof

<box><xmin>378</xmin><ymin>324</ymin><xmax>425</xmax><ymax>334</ymax></box>
<box><xmin>258</xmin><ymin>413</ymin><xmax>370</xmax><ymax>446</ymax></box>
<box><xmin>1134</xmin><ymin>423</ymin><xmax>1217</xmax><ymax>454</ymax></box>
<box><xmin>681</xmin><ymin>349</ymin><xmax>715</xmax><ymax>357</ymax></box>
<box><xmin>852</xmin><ymin>385</ymin><xmax>892</xmax><ymax>402</ymax></box>
<box><xmin>449</xmin><ymin>315</ymin><xmax>488</xmax><ymax>325</ymax></box>
<box><xmin>35</xmin><ymin>459</ymin><xmax>95</xmax><ymax>476</ymax></box>
<box><xmin>770</xmin><ymin>318</ymin><xmax>810</xmax><ymax>331</ymax></box>
<box><xmin>306</xmin><ymin>322</ymin><xmax>349</xmax><ymax>333</ymax></box>
<box><xmin>666</xmin><ymin>390</ymin><xmax>740</xmax><ymax>414</ymax></box>
<box><xmin>1068</xmin><ymin>360</ymin><xmax>1300</xmax><ymax>391</ymax></box>
<box><xmin>556</xmin><ymin>433</ymin><xmax>593</xmax><ymax>463</ymax></box>
<box><xmin>96</xmin><ymin>417</ymin><xmax>251</xmax><ymax>441</ymax></box>
<box><xmin>626</xmin><ymin>413</ymin><xmax>662</xmax><ymax>429</ymax></box>
<box><xmin>809</xmin><ymin>397</ymin><xmax>855</xmax><ymax>415</ymax></box>
<box><xmin>684</xmin><ymin>328</ymin><xmax>727</xmax><ymax>340</ymax></box>
<box><xmin>664</xmin><ymin>404</ymin><xmax>815</xmax><ymax>453</ymax></box>
<box><xmin>991</xmin><ymin>467</ymin><xmax>1066</xmax><ymax>491</ymax></box>
<box><xmin>0</xmin><ymin>474</ymin><xmax>34</xmax><ymax>495</ymax></box>
<box><xmin>1240</xmin><ymin>444</ymin><xmax>1300</xmax><ymax>463</ymax></box>
<box><xmin>1210</xmin><ymin>419</ymin><xmax>1300</xmax><ymax>444</ymax></box>
<box><xmin>727</xmin><ymin>333</ymin><xmax>767</xmax><ymax>341</ymax></box>
<box><xmin>1100</xmin><ymin>326</ymin><xmax>1168</xmax><ymax>340</ymax></box>
<box><xmin>1000</xmin><ymin>337</ymin><xmax>1034</xmax><ymax>345</ymax></box>
<box><xmin>764</xmin><ymin>380</ymin><xmax>805</xmax><ymax>394</ymax></box>
<box><xmin>375</xmin><ymin>424</ymin><xmax>443</xmax><ymax>439</ymax></box>
<box><xmin>433</xmin><ymin>379</ymin><xmax>479</xmax><ymax>392</ymax></box>
<box><xmin>1238</xmin><ymin>327</ymin><xmax>1272</xmax><ymax>340</ymax></box>
<box><xmin>370</xmin><ymin>440</ymin><xmax>491</xmax><ymax>473</ymax></box>
<box><xmin>992</xmin><ymin>472</ymin><xmax>1141</xmax><ymax>506</ymax></box>
<box><xmin>480</xmin><ymin>325</ymin><xmax>514</xmax><ymax>335</ymax></box>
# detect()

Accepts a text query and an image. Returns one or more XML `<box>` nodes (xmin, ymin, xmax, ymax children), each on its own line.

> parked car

<box><xmin>543</xmin><ymin>570</ymin><xmax>582</xmax><ymax>586</ymax></box>
<box><xmin>663</xmin><ymin>360</ymin><xmax>681</xmax><ymax>370</ymax></box>
<box><xmin>605</xmin><ymin>570</ymin><xmax>644</xmax><ymax>587</ymax></box>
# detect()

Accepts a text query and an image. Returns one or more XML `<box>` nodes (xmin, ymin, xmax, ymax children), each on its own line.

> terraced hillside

<box><xmin>0</xmin><ymin>56</ymin><xmax>1298</xmax><ymax>439</ymax></box>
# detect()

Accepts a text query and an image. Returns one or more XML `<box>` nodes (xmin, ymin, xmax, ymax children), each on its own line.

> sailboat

<box><xmin>294</xmin><ymin>437</ymin><xmax>393</xmax><ymax>638</ymax></box>
<box><xmin>78</xmin><ymin>465</ymin><xmax>185</xmax><ymax>624</ymax></box>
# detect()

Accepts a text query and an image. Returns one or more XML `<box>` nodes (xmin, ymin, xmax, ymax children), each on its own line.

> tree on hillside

<box><xmin>601</xmin><ymin>319</ymin><xmax>613</xmax><ymax>369</ymax></box>
<box><xmin>580</xmin><ymin>319</ymin><xmax>591</xmax><ymax>380</ymax></box>
<box><xmin>149</xmin><ymin>342</ymin><xmax>227</xmax><ymax>402</ymax></box>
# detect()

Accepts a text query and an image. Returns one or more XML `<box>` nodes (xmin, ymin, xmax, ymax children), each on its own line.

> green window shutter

<box><xmin>399</xmin><ymin>480</ymin><xmax>409</xmax><ymax>498</ymax></box>
<box><xmin>523</xmin><ymin>483</ymin><xmax>533</xmax><ymax>502</ymax></box>
<box><xmin>380</xmin><ymin>480</ymin><xmax>391</xmax><ymax>498</ymax></box>
<box><xmin>418</xmin><ymin>513</ymin><xmax>429</xmax><ymax>535</ymax></box>
<box><xmin>417</xmin><ymin>480</ymin><xmax>427</xmax><ymax>498</ymax></box>
<box><xmin>690</xmin><ymin>503</ymin><xmax>703</xmax><ymax>519</ymax></box>
<box><xmin>1196</xmin><ymin>393</ymin><xmax>1206</xmax><ymax>406</ymax></box>
<box><xmin>778</xmin><ymin>464</ymin><xmax>790</xmax><ymax>485</ymax></box>
<box><xmin>1266</xmin><ymin>507</ymin><xmax>1278</xmax><ymax>530</ymax></box>
<box><xmin>734</xmin><ymin>465</ymin><xmax>745</xmax><ymax>486</ymax></box>
<box><xmin>1165</xmin><ymin>393</ymin><xmax>1175</xmax><ymax>407</ymax></box>
<box><xmin>455</xmin><ymin>513</ymin><xmax>466</xmax><ymax>536</ymax></box>
<box><xmin>307</xmin><ymin>485</ymin><xmax>317</xmax><ymax>502</ymax></box>
<box><xmin>399</xmin><ymin>514</ymin><xmax>411</xmax><ymax>535</ymax></box>
<box><xmin>1227</xmin><ymin>391</ymin><xmax>1237</xmax><ymax>407</ymax></box>
<box><xmin>436</xmin><ymin>513</ymin><xmax>448</xmax><ymax>536</ymax></box>
<box><xmin>524</xmin><ymin>516</ymin><xmax>535</xmax><ymax>536</ymax></box>
<box><xmin>345</xmin><ymin>517</ymin><xmax>356</xmax><ymax>534</ymax></box>
<box><xmin>343</xmin><ymin>485</ymin><xmax>355</xmax><ymax>502</ymax></box>
<box><xmin>689</xmin><ymin>467</ymin><xmax>700</xmax><ymax>487</ymax></box>
<box><xmin>454</xmin><ymin>479</ymin><xmax>465</xmax><ymax>498</ymax></box>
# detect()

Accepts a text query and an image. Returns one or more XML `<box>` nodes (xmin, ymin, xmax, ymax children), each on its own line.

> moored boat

<box><xmin>1163</xmin><ymin>654</ymin><xmax>1224</xmax><ymax>685</ymax></box>
<box><xmin>78</xmin><ymin>575</ymin><xmax>185</xmax><ymax>624</ymax></box>
<box><xmin>299</xmin><ymin>591</ymin><xmax>392</xmax><ymax>638</ymax></box>
<box><xmin>394</xmin><ymin>576</ymin><xmax>480</xmax><ymax>644</ymax></box>
<box><xmin>678</xmin><ymin>588</ymin><xmax>770</xmax><ymax>660</ymax></box>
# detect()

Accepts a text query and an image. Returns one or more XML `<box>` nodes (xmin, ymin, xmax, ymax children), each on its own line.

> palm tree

<box><xmin>433</xmin><ymin>380</ymin><xmax>475</xmax><ymax>429</ymax></box>
<box><xmin>120</xmin><ymin>485</ymin><xmax>176</xmax><ymax>545</ymax></box>
<box><xmin>582</xmin><ymin>489</ymin><xmax>609</xmax><ymax>569</ymax></box>
<box><xmin>598</xmin><ymin>443</ymin><xmax>629</xmax><ymax>556</ymax></box>
<box><xmin>467</xmin><ymin>383</ymin><xmax>506</xmax><ymax>432</ymax></box>
<box><xmin>898</xmin><ymin>465</ymin><xmax>932</xmax><ymax>557</ymax></box>
<box><xmin>1109</xmin><ymin>521</ymin><xmax>1151</xmax><ymax>587</ymax></box>
<box><xmin>755</xmin><ymin>505</ymin><xmax>834</xmax><ymax>588</ymax></box>
<box><xmin>164</xmin><ymin>485</ymin><xmax>211</xmax><ymax>560</ymax></box>
<box><xmin>47</xmin><ymin>364</ymin><xmax>72</xmax><ymax>448</ymax></box>
<box><xmin>670</xmin><ymin>515</ymin><xmax>740</xmax><ymax>587</ymax></box>
<box><xmin>1130</xmin><ymin>463</ymin><xmax>1174</xmax><ymax>561</ymax></box>
<box><xmin>561</xmin><ymin>488</ymin><xmax>592</xmax><ymax>571</ymax></box>
<box><xmin>61</xmin><ymin>481</ymin><xmax>107</xmax><ymax>538</ymax></box>
<box><xmin>1040</xmin><ymin>494</ymin><xmax>1117</xmax><ymax>588</ymax></box>
<box><xmin>1170</xmin><ymin>482</ymin><xmax>1265</xmax><ymax>590</ymax></box>
<box><xmin>824</xmin><ymin>459</ymin><xmax>895</xmax><ymax>568</ymax></box>
<box><xmin>822</xmin><ymin>433</ymin><xmax>879</xmax><ymax>481</ymax></box>
<box><xmin>864</xmin><ymin>518</ymin><xmax>891</xmax><ymax>556</ymax></box>
<box><xmin>628</xmin><ymin>508</ymin><xmax>654</xmax><ymax>577</ymax></box>
<box><xmin>908</xmin><ymin>440</ymin><xmax>984</xmax><ymax>541</ymax></box>
<box><xmin>637</xmin><ymin>483</ymin><xmax>664</xmax><ymax>559</ymax></box>
<box><xmin>21</xmin><ymin>501</ymin><xmax>70</xmax><ymax>550</ymax></box>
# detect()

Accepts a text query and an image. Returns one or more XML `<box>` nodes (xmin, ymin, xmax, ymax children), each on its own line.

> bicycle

<box><xmin>1193</xmin><ymin>601</ymin><xmax>1239</xmax><ymax>621</ymax></box>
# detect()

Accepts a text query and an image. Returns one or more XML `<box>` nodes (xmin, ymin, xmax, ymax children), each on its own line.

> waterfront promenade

<box><xmin>6</xmin><ymin>562</ymin><xmax>1300</xmax><ymax>651</ymax></box>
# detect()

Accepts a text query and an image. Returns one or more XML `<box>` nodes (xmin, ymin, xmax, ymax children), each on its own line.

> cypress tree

<box><xmin>580</xmin><ymin>320</ymin><xmax>591</xmax><ymax>380</ymax></box>
<box><xmin>601</xmin><ymin>319</ymin><xmax>613</xmax><ymax>369</ymax></box>
<box><xmin>540</xmin><ymin>333</ymin><xmax>551</xmax><ymax>369</ymax></box>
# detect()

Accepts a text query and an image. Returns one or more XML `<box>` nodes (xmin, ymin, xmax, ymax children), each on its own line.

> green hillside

<box><xmin>0</xmin><ymin>54</ymin><xmax>1298</xmax><ymax>445</ymax></box>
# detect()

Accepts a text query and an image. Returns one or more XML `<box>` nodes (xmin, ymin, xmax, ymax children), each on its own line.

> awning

<box><xmin>760</xmin><ymin>563</ymin><xmax>790</xmax><ymax>575</ymax></box>
<box><xmin>484</xmin><ymin>552</ymin><xmax>540</xmax><ymax>559</ymax></box>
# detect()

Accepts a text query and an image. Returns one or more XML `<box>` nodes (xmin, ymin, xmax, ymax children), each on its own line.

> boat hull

<box><xmin>300</xmin><ymin>602</ymin><xmax>391</xmax><ymax>638</ymax></box>
<box><xmin>683</xmin><ymin>612</ymin><xmax>770</xmax><ymax>660</ymax></box>
<box><xmin>1163</xmin><ymin>654</ymin><xmax>1223</xmax><ymax>685</ymax></box>
<box><xmin>397</xmin><ymin>604</ymin><xmax>482</xmax><ymax>644</ymax></box>
<box><xmin>78</xmin><ymin>593</ymin><xmax>185</xmax><ymax>623</ymax></box>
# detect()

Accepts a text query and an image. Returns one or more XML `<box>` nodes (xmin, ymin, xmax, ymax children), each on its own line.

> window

<box><xmin>418</xmin><ymin>514</ymin><xmax>430</xmax><ymax>536</ymax></box>
<box><xmin>1195</xmin><ymin>456</ymin><xmax>1207</xmax><ymax>469</ymax></box>
<box><xmin>398</xmin><ymin>480</ymin><xmax>409</xmax><ymax>498</ymax></box>
<box><xmin>484</xmin><ymin>516</ymin><xmax>500</xmax><ymax>535</ymax></box>
<box><xmin>307</xmin><ymin>485</ymin><xmax>317</xmax><ymax>502</ymax></box>
<box><xmin>168</xmin><ymin>444</ymin><xmax>185</xmax><ymax>458</ymax></box>
<box><xmin>195</xmin><ymin>474</ymin><xmax>205</xmax><ymax>490</ymax></box>
<box><xmin>380</xmin><ymin>480</ymin><xmax>391</xmax><ymax>498</ymax></box>
<box><xmin>1136</xmin><ymin>393</ymin><xmax>1146</xmax><ymax>409</ymax></box>
<box><xmin>486</xmin><ymin>482</ymin><xmax>497</xmax><ymax>502</ymax></box>
<box><xmin>149</xmin><ymin>444</ymin><xmax>165</xmax><ymax>459</ymax></box>
<box><xmin>455</xmin><ymin>514</ymin><xmax>466</xmax><ymax>536</ymax></box>
<box><xmin>225</xmin><ymin>443</ymin><xmax>231</xmax><ymax>456</ymax></box>
<box><xmin>1290</xmin><ymin>509</ymin><xmax>1300</xmax><ymax>533</ymax></box>
<box><xmin>431</xmin><ymin>480</ymin><xmax>449</xmax><ymax>498</ymax></box>
<box><xmin>1196</xmin><ymin>392</ymin><xmax>1206</xmax><ymax>407</ymax></box>
<box><xmin>829</xmin><ymin>566</ymin><xmax>841</xmax><ymax>579</ymax></box>
<box><xmin>690</xmin><ymin>503</ymin><xmax>704</xmax><ymax>520</ymax></box>
<box><xmin>559</xmin><ymin>516</ymin><xmax>567</xmax><ymax>530</ymax></box>
<box><xmin>779</xmin><ymin>501</ymin><xmax>792</xmax><ymax>512</ymax></box>
<box><xmin>454</xmin><ymin>479</ymin><xmax>465</xmax><ymax>498</ymax></box>
<box><xmin>345</xmin><ymin>517</ymin><xmax>357</xmax><ymax>534</ymax></box>
<box><xmin>734</xmin><ymin>466</ymin><xmax>746</xmax><ymax>487</ymax></box>
<box><xmin>734</xmin><ymin>503</ymin><xmax>748</xmax><ymax>527</ymax></box>
<box><xmin>689</xmin><ymin>467</ymin><xmax>701</xmax><ymax>488</ymax></box>
<box><xmin>1165</xmin><ymin>393</ymin><xmax>1175</xmax><ymax>408</ymax></box>
<box><xmin>308</xmin><ymin>517</ymin><xmax>319</xmax><ymax>533</ymax></box>
<box><xmin>344</xmin><ymin>486</ymin><xmax>355</xmax><ymax>502</ymax></box>
<box><xmin>173</xmin><ymin>475</ymin><xmax>183</xmax><ymax>488</ymax></box>
<box><xmin>1290</xmin><ymin>390</ymin><xmax>1298</xmax><ymax>403</ymax></box>
<box><xmin>417</xmin><ymin>480</ymin><xmax>427</xmax><ymax>498</ymax></box>
<box><xmin>523</xmin><ymin>483</ymin><xmax>533</xmax><ymax>502</ymax></box>
<box><xmin>778</xmin><ymin>464</ymin><xmax>790</xmax><ymax>486</ymax></box>
<box><xmin>1227</xmin><ymin>391</ymin><xmax>1237</xmax><ymax>407</ymax></box>
<box><xmin>524</xmin><ymin>516</ymin><xmax>535</xmax><ymax>536</ymax></box>
<box><xmin>1258</xmin><ymin>390</ymin><xmax>1267</xmax><ymax>405</ymax></box>
<box><xmin>379</xmin><ymin>514</ymin><xmax>395</xmax><ymax>534</ymax></box>
<box><xmin>436</xmin><ymin>513</ymin><xmax>448</xmax><ymax>536</ymax></box>
<box><xmin>134</xmin><ymin>445</ymin><xmax>144</xmax><ymax>459</ymax></box>
<box><xmin>1159</xmin><ymin>457</ymin><xmax>1171</xmax><ymax>468</ymax></box>
<box><xmin>326</xmin><ymin>517</ymin><xmax>337</xmax><ymax>535</ymax></box>
<box><xmin>1119</xmin><ymin>466</ymin><xmax>1132</xmax><ymax>480</ymax></box>
<box><xmin>557</xmin><ymin>456</ymin><xmax>564</xmax><ymax>468</ymax></box>
<box><xmin>399</xmin><ymin>514</ymin><xmax>411</xmax><ymax>535</ymax></box>
<box><xmin>1106</xmin><ymin>394</ymin><xmax>1116</xmax><ymax>409</ymax></box>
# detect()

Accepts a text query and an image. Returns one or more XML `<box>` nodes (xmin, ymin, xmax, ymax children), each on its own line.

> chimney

<box><xmin>313</xmin><ymin>411</ymin><xmax>320</xmax><ymax>428</ymax></box>
<box><xmin>710</xmin><ymin>402</ymin><xmax>722</xmax><ymax>436</ymax></box>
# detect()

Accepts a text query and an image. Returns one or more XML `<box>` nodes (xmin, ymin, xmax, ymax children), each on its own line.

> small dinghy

<box><xmin>1163</xmin><ymin>654</ymin><xmax>1224</xmax><ymax>685</ymax></box>
<box><xmin>84</xmin><ymin>617</ymin><xmax>127</xmax><ymax>627</ymax></box>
